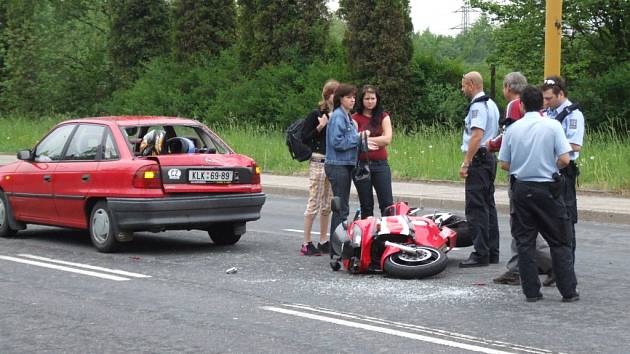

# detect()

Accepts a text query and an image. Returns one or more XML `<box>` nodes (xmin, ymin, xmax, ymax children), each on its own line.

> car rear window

<box><xmin>121</xmin><ymin>124</ymin><xmax>231</xmax><ymax>156</ymax></box>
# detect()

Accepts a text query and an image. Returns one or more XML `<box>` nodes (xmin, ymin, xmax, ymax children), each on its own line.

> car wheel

<box><xmin>208</xmin><ymin>223</ymin><xmax>241</xmax><ymax>246</ymax></box>
<box><xmin>89</xmin><ymin>201</ymin><xmax>121</xmax><ymax>253</ymax></box>
<box><xmin>0</xmin><ymin>191</ymin><xmax>18</xmax><ymax>238</ymax></box>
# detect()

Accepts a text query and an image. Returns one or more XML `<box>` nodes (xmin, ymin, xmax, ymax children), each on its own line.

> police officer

<box><xmin>499</xmin><ymin>85</ymin><xmax>579</xmax><ymax>302</ymax></box>
<box><xmin>459</xmin><ymin>71</ymin><xmax>500</xmax><ymax>267</ymax></box>
<box><xmin>541</xmin><ymin>76</ymin><xmax>584</xmax><ymax>267</ymax></box>
<box><xmin>492</xmin><ymin>72</ymin><xmax>552</xmax><ymax>286</ymax></box>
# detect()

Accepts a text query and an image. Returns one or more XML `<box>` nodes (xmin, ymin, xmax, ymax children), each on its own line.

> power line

<box><xmin>450</xmin><ymin>1</ymin><xmax>479</xmax><ymax>33</ymax></box>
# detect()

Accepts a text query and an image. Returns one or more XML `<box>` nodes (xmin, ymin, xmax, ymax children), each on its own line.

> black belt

<box><xmin>514</xmin><ymin>179</ymin><xmax>553</xmax><ymax>187</ymax></box>
<box><xmin>311</xmin><ymin>158</ymin><xmax>325</xmax><ymax>163</ymax></box>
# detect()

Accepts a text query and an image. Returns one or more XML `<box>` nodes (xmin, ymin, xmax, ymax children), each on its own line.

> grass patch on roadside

<box><xmin>1</xmin><ymin>114</ymin><xmax>628</xmax><ymax>193</ymax></box>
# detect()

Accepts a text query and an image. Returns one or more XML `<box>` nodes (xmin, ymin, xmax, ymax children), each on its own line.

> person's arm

<box><xmin>497</xmin><ymin>127</ymin><xmax>511</xmax><ymax>172</ymax></box>
<box><xmin>367</xmin><ymin>115</ymin><xmax>392</xmax><ymax>147</ymax></box>
<box><xmin>331</xmin><ymin>112</ymin><xmax>361</xmax><ymax>151</ymax></box>
<box><xmin>565</xmin><ymin>110</ymin><xmax>584</xmax><ymax>153</ymax></box>
<box><xmin>554</xmin><ymin>120</ymin><xmax>573</xmax><ymax>169</ymax></box>
<box><xmin>557</xmin><ymin>152</ymin><xmax>570</xmax><ymax>169</ymax></box>
<box><xmin>301</xmin><ymin>110</ymin><xmax>321</xmax><ymax>143</ymax></box>
<box><xmin>460</xmin><ymin>128</ymin><xmax>484</xmax><ymax>178</ymax></box>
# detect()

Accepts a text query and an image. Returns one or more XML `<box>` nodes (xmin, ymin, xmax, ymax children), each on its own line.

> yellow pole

<box><xmin>544</xmin><ymin>0</ymin><xmax>563</xmax><ymax>77</ymax></box>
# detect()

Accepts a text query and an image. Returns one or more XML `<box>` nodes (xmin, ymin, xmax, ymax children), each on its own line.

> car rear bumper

<box><xmin>107</xmin><ymin>192</ymin><xmax>266</xmax><ymax>231</ymax></box>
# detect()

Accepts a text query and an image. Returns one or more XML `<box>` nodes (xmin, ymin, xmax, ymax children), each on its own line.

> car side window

<box><xmin>103</xmin><ymin>132</ymin><xmax>119</xmax><ymax>160</ymax></box>
<box><xmin>34</xmin><ymin>124</ymin><xmax>76</xmax><ymax>162</ymax></box>
<box><xmin>64</xmin><ymin>124</ymin><xmax>106</xmax><ymax>161</ymax></box>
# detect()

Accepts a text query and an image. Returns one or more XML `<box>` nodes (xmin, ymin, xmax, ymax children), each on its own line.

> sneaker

<box><xmin>300</xmin><ymin>242</ymin><xmax>321</xmax><ymax>256</ymax></box>
<box><xmin>493</xmin><ymin>271</ymin><xmax>521</xmax><ymax>285</ymax></box>
<box><xmin>318</xmin><ymin>241</ymin><xmax>330</xmax><ymax>254</ymax></box>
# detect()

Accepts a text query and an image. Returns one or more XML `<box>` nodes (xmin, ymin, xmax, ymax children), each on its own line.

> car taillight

<box><xmin>251</xmin><ymin>164</ymin><xmax>261</xmax><ymax>184</ymax></box>
<box><xmin>133</xmin><ymin>164</ymin><xmax>162</xmax><ymax>189</ymax></box>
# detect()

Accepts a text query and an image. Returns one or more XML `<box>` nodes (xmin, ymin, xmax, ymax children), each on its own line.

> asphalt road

<box><xmin>1</xmin><ymin>194</ymin><xmax>629</xmax><ymax>353</ymax></box>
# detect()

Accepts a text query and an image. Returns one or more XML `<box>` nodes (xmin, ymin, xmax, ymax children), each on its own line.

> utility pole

<box><xmin>544</xmin><ymin>0</ymin><xmax>563</xmax><ymax>77</ymax></box>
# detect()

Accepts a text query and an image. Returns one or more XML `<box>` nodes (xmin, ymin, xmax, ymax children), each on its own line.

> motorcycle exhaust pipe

<box><xmin>384</xmin><ymin>241</ymin><xmax>419</xmax><ymax>254</ymax></box>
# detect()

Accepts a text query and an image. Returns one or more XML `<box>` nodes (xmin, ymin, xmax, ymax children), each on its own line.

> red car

<box><xmin>0</xmin><ymin>116</ymin><xmax>265</xmax><ymax>252</ymax></box>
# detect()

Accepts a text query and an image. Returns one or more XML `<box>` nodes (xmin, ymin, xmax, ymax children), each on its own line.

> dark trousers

<box><xmin>511</xmin><ymin>181</ymin><xmax>578</xmax><ymax>298</ymax></box>
<box><xmin>561</xmin><ymin>161</ymin><xmax>579</xmax><ymax>263</ymax></box>
<box><xmin>325</xmin><ymin>164</ymin><xmax>354</xmax><ymax>257</ymax></box>
<box><xmin>465</xmin><ymin>152</ymin><xmax>500</xmax><ymax>261</ymax></box>
<box><xmin>353</xmin><ymin>160</ymin><xmax>394</xmax><ymax>218</ymax></box>
<box><xmin>506</xmin><ymin>179</ymin><xmax>552</xmax><ymax>274</ymax></box>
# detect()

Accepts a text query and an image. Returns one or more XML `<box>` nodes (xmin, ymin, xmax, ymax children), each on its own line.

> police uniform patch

<box><xmin>471</xmin><ymin>110</ymin><xmax>478</xmax><ymax>119</ymax></box>
<box><xmin>569</xmin><ymin>118</ymin><xmax>577</xmax><ymax>129</ymax></box>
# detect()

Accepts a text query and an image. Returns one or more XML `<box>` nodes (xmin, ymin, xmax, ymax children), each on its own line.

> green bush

<box><xmin>106</xmin><ymin>47</ymin><xmax>349</xmax><ymax>129</ymax></box>
<box><xmin>406</xmin><ymin>54</ymin><xmax>467</xmax><ymax>129</ymax></box>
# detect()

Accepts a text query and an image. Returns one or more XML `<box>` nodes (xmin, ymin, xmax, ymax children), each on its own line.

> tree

<box><xmin>0</xmin><ymin>0</ymin><xmax>39</xmax><ymax>111</ymax></box>
<box><xmin>470</xmin><ymin>0</ymin><xmax>629</xmax><ymax>80</ymax></box>
<box><xmin>0</xmin><ymin>2</ymin><xmax>7</xmax><ymax>99</ymax></box>
<box><xmin>108</xmin><ymin>0</ymin><xmax>170</xmax><ymax>86</ymax></box>
<box><xmin>470</xmin><ymin>0</ymin><xmax>630</xmax><ymax>131</ymax></box>
<box><xmin>173</xmin><ymin>0</ymin><xmax>236</xmax><ymax>61</ymax></box>
<box><xmin>339</xmin><ymin>0</ymin><xmax>414</xmax><ymax>123</ymax></box>
<box><xmin>237</xmin><ymin>0</ymin><xmax>330</xmax><ymax>72</ymax></box>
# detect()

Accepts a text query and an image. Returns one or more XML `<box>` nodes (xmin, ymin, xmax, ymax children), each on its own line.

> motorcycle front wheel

<box><xmin>383</xmin><ymin>246</ymin><xmax>448</xmax><ymax>279</ymax></box>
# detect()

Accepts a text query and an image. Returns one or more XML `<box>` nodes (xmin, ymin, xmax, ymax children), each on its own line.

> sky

<box><xmin>327</xmin><ymin>0</ymin><xmax>481</xmax><ymax>37</ymax></box>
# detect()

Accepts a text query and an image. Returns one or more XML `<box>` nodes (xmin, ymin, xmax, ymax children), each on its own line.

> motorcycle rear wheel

<box><xmin>383</xmin><ymin>246</ymin><xmax>447</xmax><ymax>279</ymax></box>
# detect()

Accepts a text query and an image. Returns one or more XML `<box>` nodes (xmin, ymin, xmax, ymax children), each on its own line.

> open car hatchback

<box><xmin>0</xmin><ymin>116</ymin><xmax>266</xmax><ymax>252</ymax></box>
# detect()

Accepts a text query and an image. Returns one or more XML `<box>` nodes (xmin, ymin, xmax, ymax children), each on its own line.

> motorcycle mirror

<box><xmin>353</xmin><ymin>208</ymin><xmax>361</xmax><ymax>221</ymax></box>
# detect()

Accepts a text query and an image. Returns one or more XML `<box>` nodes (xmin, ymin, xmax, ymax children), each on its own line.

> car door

<box><xmin>10</xmin><ymin>124</ymin><xmax>76</xmax><ymax>223</ymax></box>
<box><xmin>53</xmin><ymin>124</ymin><xmax>106</xmax><ymax>228</ymax></box>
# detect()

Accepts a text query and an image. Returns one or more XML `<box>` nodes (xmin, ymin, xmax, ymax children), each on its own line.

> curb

<box><xmin>263</xmin><ymin>185</ymin><xmax>630</xmax><ymax>225</ymax></box>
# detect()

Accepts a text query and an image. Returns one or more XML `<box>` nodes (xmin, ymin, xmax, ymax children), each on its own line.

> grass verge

<box><xmin>1</xmin><ymin>114</ymin><xmax>628</xmax><ymax>194</ymax></box>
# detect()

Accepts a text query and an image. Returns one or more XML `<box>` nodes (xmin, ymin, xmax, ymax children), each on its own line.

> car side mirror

<box><xmin>17</xmin><ymin>149</ymin><xmax>33</xmax><ymax>161</ymax></box>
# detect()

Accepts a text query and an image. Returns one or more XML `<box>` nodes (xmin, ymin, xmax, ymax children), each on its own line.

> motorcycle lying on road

<box><xmin>330</xmin><ymin>198</ymin><xmax>472</xmax><ymax>279</ymax></box>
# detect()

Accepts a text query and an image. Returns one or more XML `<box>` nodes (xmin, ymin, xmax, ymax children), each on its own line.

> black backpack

<box><xmin>285</xmin><ymin>118</ymin><xmax>312</xmax><ymax>162</ymax></box>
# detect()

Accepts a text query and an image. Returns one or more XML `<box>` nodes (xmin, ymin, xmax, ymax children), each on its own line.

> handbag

<box><xmin>352</xmin><ymin>131</ymin><xmax>370</xmax><ymax>182</ymax></box>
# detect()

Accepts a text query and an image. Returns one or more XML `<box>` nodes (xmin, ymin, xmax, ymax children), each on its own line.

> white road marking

<box><xmin>0</xmin><ymin>256</ymin><xmax>130</xmax><ymax>281</ymax></box>
<box><xmin>17</xmin><ymin>254</ymin><xmax>151</xmax><ymax>278</ymax></box>
<box><xmin>283</xmin><ymin>228</ymin><xmax>305</xmax><ymax>234</ymax></box>
<box><xmin>262</xmin><ymin>304</ymin><xmax>551</xmax><ymax>354</ymax></box>
<box><xmin>282</xmin><ymin>228</ymin><xmax>329</xmax><ymax>236</ymax></box>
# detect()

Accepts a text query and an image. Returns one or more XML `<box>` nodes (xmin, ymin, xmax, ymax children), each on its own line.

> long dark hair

<box><xmin>333</xmin><ymin>84</ymin><xmax>357</xmax><ymax>110</ymax></box>
<box><xmin>356</xmin><ymin>85</ymin><xmax>385</xmax><ymax>131</ymax></box>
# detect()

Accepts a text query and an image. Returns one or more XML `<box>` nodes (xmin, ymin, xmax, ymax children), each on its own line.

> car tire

<box><xmin>209</xmin><ymin>223</ymin><xmax>241</xmax><ymax>246</ymax></box>
<box><xmin>89</xmin><ymin>201</ymin><xmax>121</xmax><ymax>253</ymax></box>
<box><xmin>0</xmin><ymin>191</ymin><xmax>18</xmax><ymax>238</ymax></box>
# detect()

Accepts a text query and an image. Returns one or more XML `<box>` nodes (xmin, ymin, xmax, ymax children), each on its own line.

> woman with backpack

<box><xmin>299</xmin><ymin>79</ymin><xmax>339</xmax><ymax>256</ymax></box>
<box><xmin>352</xmin><ymin>85</ymin><xmax>394</xmax><ymax>218</ymax></box>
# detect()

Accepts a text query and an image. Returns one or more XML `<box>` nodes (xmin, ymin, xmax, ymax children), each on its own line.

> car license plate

<box><xmin>189</xmin><ymin>170</ymin><xmax>233</xmax><ymax>183</ymax></box>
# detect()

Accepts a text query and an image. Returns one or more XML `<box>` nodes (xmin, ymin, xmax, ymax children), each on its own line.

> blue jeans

<box><xmin>325</xmin><ymin>164</ymin><xmax>354</xmax><ymax>257</ymax></box>
<box><xmin>353</xmin><ymin>159</ymin><xmax>394</xmax><ymax>218</ymax></box>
